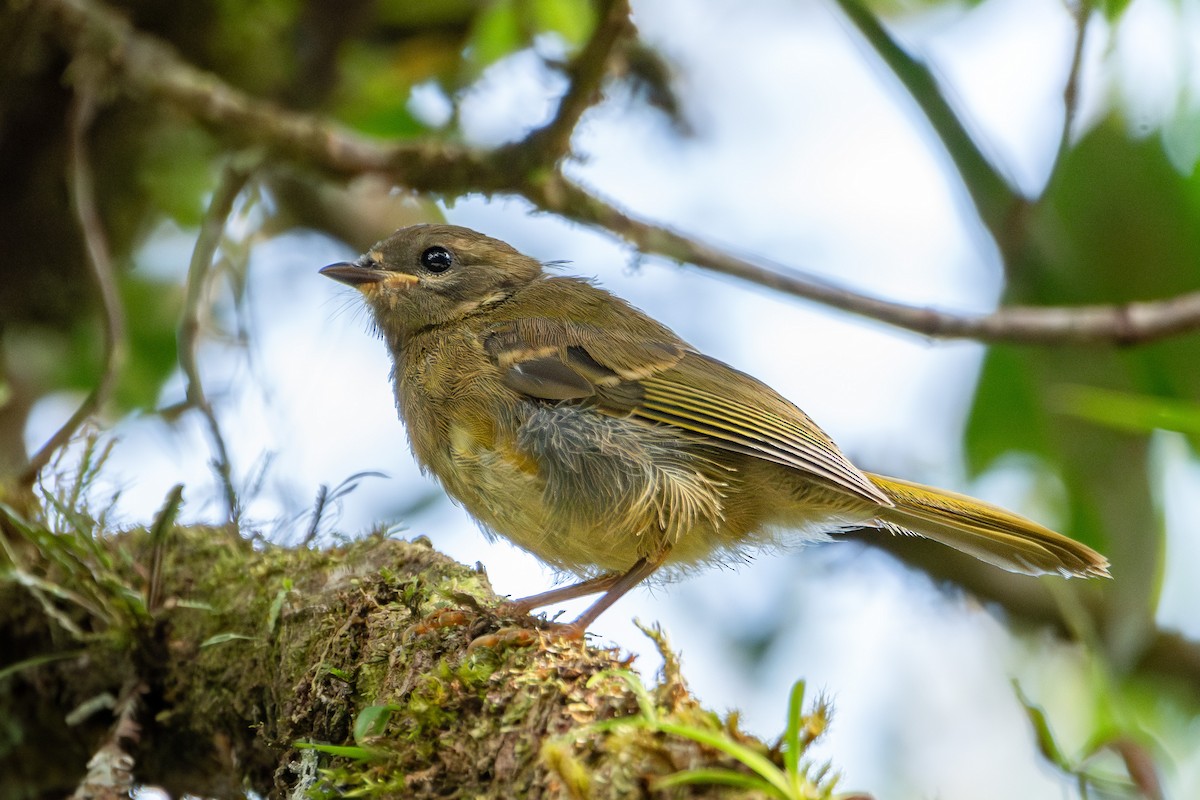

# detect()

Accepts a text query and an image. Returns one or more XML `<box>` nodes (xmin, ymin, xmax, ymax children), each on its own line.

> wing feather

<box><xmin>482</xmin><ymin>292</ymin><xmax>889</xmax><ymax>506</ymax></box>
<box><xmin>630</xmin><ymin>358</ymin><xmax>889</xmax><ymax>505</ymax></box>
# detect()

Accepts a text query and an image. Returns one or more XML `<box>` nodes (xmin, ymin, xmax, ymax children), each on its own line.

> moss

<box><xmin>2</xmin><ymin>497</ymin><xmax>840</xmax><ymax>799</ymax></box>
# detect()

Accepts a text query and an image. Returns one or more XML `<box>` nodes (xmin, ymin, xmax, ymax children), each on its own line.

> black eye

<box><xmin>421</xmin><ymin>246</ymin><xmax>453</xmax><ymax>273</ymax></box>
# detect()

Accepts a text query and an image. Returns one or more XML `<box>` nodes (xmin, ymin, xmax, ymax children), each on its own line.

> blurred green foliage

<box><xmin>469</xmin><ymin>0</ymin><xmax>595</xmax><ymax>72</ymax></box>
<box><xmin>1052</xmin><ymin>386</ymin><xmax>1200</xmax><ymax>438</ymax></box>
<box><xmin>968</xmin><ymin>124</ymin><xmax>1200</xmax><ymax>472</ymax></box>
<box><xmin>967</xmin><ymin>125</ymin><xmax>1200</xmax><ymax>655</ymax></box>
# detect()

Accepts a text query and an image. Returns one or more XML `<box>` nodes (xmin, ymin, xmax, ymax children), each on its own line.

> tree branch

<box><xmin>1050</xmin><ymin>0</ymin><xmax>1090</xmax><ymax>187</ymax></box>
<box><xmin>527</xmin><ymin>173</ymin><xmax>1200</xmax><ymax>345</ymax></box>
<box><xmin>524</xmin><ymin>0</ymin><xmax>634</xmax><ymax>163</ymax></box>
<box><xmin>1</xmin><ymin>515</ymin><xmax>841</xmax><ymax>798</ymax></box>
<box><xmin>38</xmin><ymin>0</ymin><xmax>1200</xmax><ymax>353</ymax></box>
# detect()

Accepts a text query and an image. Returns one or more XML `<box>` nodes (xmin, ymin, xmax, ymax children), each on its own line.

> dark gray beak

<box><xmin>319</xmin><ymin>261</ymin><xmax>390</xmax><ymax>286</ymax></box>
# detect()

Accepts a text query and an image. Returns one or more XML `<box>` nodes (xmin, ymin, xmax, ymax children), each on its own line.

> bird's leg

<box><xmin>554</xmin><ymin>554</ymin><xmax>666</xmax><ymax>639</ymax></box>
<box><xmin>506</xmin><ymin>570</ymin><xmax>629</xmax><ymax>614</ymax></box>
<box><xmin>470</xmin><ymin>554</ymin><xmax>667</xmax><ymax>648</ymax></box>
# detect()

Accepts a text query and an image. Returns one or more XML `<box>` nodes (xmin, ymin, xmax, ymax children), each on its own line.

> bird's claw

<box><xmin>466</xmin><ymin>620</ymin><xmax>586</xmax><ymax>652</ymax></box>
<box><xmin>403</xmin><ymin>607</ymin><xmax>474</xmax><ymax>640</ymax></box>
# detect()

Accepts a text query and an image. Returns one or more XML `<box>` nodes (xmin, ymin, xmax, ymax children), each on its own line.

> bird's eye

<box><xmin>421</xmin><ymin>246</ymin><xmax>453</xmax><ymax>273</ymax></box>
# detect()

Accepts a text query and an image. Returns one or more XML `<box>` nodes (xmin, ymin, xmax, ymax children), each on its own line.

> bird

<box><xmin>321</xmin><ymin>223</ymin><xmax>1110</xmax><ymax>638</ymax></box>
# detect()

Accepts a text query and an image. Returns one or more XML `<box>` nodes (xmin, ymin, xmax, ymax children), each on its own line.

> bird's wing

<box><xmin>482</xmin><ymin>317</ymin><xmax>889</xmax><ymax>505</ymax></box>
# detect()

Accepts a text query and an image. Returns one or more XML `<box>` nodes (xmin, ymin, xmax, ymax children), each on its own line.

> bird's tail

<box><xmin>866</xmin><ymin>473</ymin><xmax>1110</xmax><ymax>578</ymax></box>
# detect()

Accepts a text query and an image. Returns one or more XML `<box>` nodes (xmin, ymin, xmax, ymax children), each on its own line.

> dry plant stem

<box><xmin>40</xmin><ymin>0</ymin><xmax>1200</xmax><ymax>347</ymax></box>
<box><xmin>145</xmin><ymin>484</ymin><xmax>184</xmax><ymax>613</ymax></box>
<box><xmin>179</xmin><ymin>164</ymin><xmax>251</xmax><ymax>524</ymax></box>
<box><xmin>1108</xmin><ymin>737</ymin><xmax>1165</xmax><ymax>800</ymax></box>
<box><xmin>19</xmin><ymin>89</ymin><xmax>127</xmax><ymax>487</ymax></box>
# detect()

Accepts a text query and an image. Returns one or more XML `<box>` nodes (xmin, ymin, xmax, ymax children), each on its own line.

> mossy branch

<box><xmin>0</xmin><ymin>500</ymin><xmax>846</xmax><ymax>799</ymax></box>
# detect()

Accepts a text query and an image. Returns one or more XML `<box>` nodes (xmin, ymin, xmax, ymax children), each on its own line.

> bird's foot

<box><xmin>466</xmin><ymin>619</ymin><xmax>586</xmax><ymax>652</ymax></box>
<box><xmin>403</xmin><ymin>607</ymin><xmax>475</xmax><ymax>640</ymax></box>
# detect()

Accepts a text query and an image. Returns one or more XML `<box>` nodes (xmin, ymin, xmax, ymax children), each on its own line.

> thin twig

<box><xmin>179</xmin><ymin>164</ymin><xmax>251</xmax><ymax>524</ymax></box>
<box><xmin>1106</xmin><ymin>737</ymin><xmax>1164</xmax><ymax>800</ymax></box>
<box><xmin>524</xmin><ymin>0</ymin><xmax>633</xmax><ymax>163</ymax></box>
<box><xmin>1050</xmin><ymin>0</ymin><xmax>1090</xmax><ymax>184</ymax></box>
<box><xmin>39</xmin><ymin>0</ymin><xmax>1200</xmax><ymax>348</ymax></box>
<box><xmin>20</xmin><ymin>88</ymin><xmax>126</xmax><ymax>486</ymax></box>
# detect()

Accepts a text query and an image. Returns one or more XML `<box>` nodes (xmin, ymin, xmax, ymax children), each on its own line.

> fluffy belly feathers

<box><xmin>432</xmin><ymin>403</ymin><xmax>870</xmax><ymax>576</ymax></box>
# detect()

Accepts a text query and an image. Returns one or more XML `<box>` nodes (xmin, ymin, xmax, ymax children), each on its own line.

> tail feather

<box><xmin>866</xmin><ymin>473</ymin><xmax>1110</xmax><ymax>579</ymax></box>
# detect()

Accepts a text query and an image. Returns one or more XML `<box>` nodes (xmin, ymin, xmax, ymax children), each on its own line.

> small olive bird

<box><xmin>322</xmin><ymin>224</ymin><xmax>1109</xmax><ymax>637</ymax></box>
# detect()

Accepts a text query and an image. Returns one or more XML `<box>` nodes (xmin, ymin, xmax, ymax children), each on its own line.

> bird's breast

<box><xmin>388</xmin><ymin>328</ymin><xmax>862</xmax><ymax>576</ymax></box>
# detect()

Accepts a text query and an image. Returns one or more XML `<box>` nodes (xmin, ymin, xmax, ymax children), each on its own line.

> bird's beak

<box><xmin>320</xmin><ymin>262</ymin><xmax>416</xmax><ymax>288</ymax></box>
<box><xmin>320</xmin><ymin>262</ymin><xmax>386</xmax><ymax>286</ymax></box>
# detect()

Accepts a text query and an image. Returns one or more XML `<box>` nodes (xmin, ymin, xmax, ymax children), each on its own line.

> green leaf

<box><xmin>963</xmin><ymin>122</ymin><xmax>1198</xmax><ymax>652</ymax></box>
<box><xmin>335</xmin><ymin>44</ymin><xmax>433</xmax><ymax>138</ymax></box>
<box><xmin>652</xmin><ymin>768</ymin><xmax>778</xmax><ymax>795</ymax></box>
<box><xmin>353</xmin><ymin>705</ymin><xmax>397</xmax><ymax>743</ymax></box>
<box><xmin>1051</xmin><ymin>385</ymin><xmax>1200</xmax><ymax>437</ymax></box>
<box><xmin>173</xmin><ymin>600</ymin><xmax>217</xmax><ymax>612</ymax></box>
<box><xmin>653</xmin><ymin>720</ymin><xmax>791</xmax><ymax>797</ymax></box>
<box><xmin>293</xmin><ymin>742</ymin><xmax>380</xmax><ymax>761</ymax></box>
<box><xmin>1013</xmin><ymin>682</ymin><xmax>1073</xmax><ymax>772</ymax></box>
<box><xmin>325</xmin><ymin>665</ymin><xmax>354</xmax><ymax>683</ymax></box>
<box><xmin>266</xmin><ymin>583</ymin><xmax>291</xmax><ymax>635</ymax></box>
<box><xmin>964</xmin><ymin>345</ymin><xmax>1051</xmax><ymax>475</ymax></box>
<box><xmin>200</xmin><ymin>632</ymin><xmax>257</xmax><ymax>647</ymax></box>
<box><xmin>783</xmin><ymin>679</ymin><xmax>805</xmax><ymax>777</ymax></box>
<box><xmin>0</xmin><ymin>650</ymin><xmax>87</xmax><ymax>683</ymax></box>
<box><xmin>1096</xmin><ymin>0</ymin><xmax>1134</xmax><ymax>21</ymax></box>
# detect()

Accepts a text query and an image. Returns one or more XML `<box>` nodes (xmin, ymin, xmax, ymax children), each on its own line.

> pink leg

<box><xmin>511</xmin><ymin>555</ymin><xmax>666</xmax><ymax>639</ymax></box>
<box><xmin>507</xmin><ymin>571</ymin><xmax>628</xmax><ymax>614</ymax></box>
<box><xmin>561</xmin><ymin>557</ymin><xmax>664</xmax><ymax>636</ymax></box>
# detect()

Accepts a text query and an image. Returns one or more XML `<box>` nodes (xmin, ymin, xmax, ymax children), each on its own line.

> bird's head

<box><xmin>321</xmin><ymin>224</ymin><xmax>544</xmax><ymax>343</ymax></box>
